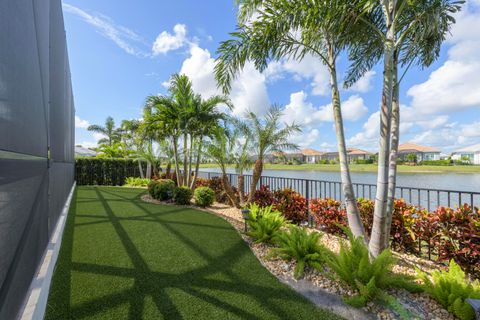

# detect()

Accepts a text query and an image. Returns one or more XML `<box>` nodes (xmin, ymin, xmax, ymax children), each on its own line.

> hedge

<box><xmin>75</xmin><ymin>158</ymin><xmax>145</xmax><ymax>186</ymax></box>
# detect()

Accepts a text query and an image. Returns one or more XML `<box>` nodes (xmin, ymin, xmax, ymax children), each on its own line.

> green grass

<box><xmin>46</xmin><ymin>186</ymin><xmax>341</xmax><ymax>320</ymax></box>
<box><xmin>199</xmin><ymin>163</ymin><xmax>480</xmax><ymax>173</ymax></box>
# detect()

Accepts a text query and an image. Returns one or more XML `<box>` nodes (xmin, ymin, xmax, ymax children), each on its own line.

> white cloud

<box><xmin>177</xmin><ymin>45</ymin><xmax>270</xmax><ymax>116</ymax></box>
<box><xmin>75</xmin><ymin>116</ymin><xmax>90</xmax><ymax>129</ymax></box>
<box><xmin>347</xmin><ymin>111</ymin><xmax>380</xmax><ymax>148</ymax></box>
<box><xmin>406</xmin><ymin>8</ymin><xmax>480</xmax><ymax>114</ymax></box>
<box><xmin>62</xmin><ymin>3</ymin><xmax>145</xmax><ymax>56</ymax></box>
<box><xmin>152</xmin><ymin>24</ymin><xmax>188</xmax><ymax>55</ymax></box>
<box><xmin>348</xmin><ymin>71</ymin><xmax>376</xmax><ymax>93</ymax></box>
<box><xmin>290</xmin><ymin>128</ymin><xmax>320</xmax><ymax>147</ymax></box>
<box><xmin>78</xmin><ymin>132</ymin><xmax>106</xmax><ymax>149</ymax></box>
<box><xmin>265</xmin><ymin>55</ymin><xmax>331</xmax><ymax>96</ymax></box>
<box><xmin>282</xmin><ymin>91</ymin><xmax>368</xmax><ymax>126</ymax></box>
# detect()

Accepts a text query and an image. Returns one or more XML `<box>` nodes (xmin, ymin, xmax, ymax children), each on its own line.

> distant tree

<box><xmin>406</xmin><ymin>153</ymin><xmax>417</xmax><ymax>164</ymax></box>
<box><xmin>88</xmin><ymin>116</ymin><xmax>121</xmax><ymax>147</ymax></box>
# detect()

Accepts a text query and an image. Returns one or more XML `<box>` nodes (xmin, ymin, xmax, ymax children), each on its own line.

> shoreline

<box><xmin>199</xmin><ymin>163</ymin><xmax>480</xmax><ymax>174</ymax></box>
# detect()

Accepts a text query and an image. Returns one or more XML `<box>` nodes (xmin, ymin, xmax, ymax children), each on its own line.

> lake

<box><xmin>198</xmin><ymin>167</ymin><xmax>480</xmax><ymax>208</ymax></box>
<box><xmin>199</xmin><ymin>167</ymin><xmax>480</xmax><ymax>192</ymax></box>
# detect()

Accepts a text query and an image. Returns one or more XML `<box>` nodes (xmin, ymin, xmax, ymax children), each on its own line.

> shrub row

<box><xmin>247</xmin><ymin>184</ymin><xmax>480</xmax><ymax>277</ymax></box>
<box><xmin>309</xmin><ymin>198</ymin><xmax>480</xmax><ymax>277</ymax></box>
<box><xmin>75</xmin><ymin>158</ymin><xmax>145</xmax><ymax>186</ymax></box>
<box><xmin>148</xmin><ymin>179</ymin><xmax>214</xmax><ymax>207</ymax></box>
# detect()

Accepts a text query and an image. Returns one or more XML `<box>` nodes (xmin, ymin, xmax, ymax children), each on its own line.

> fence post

<box><xmin>305</xmin><ymin>180</ymin><xmax>312</xmax><ymax>227</ymax></box>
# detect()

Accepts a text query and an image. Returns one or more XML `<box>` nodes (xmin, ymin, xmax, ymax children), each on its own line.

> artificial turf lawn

<box><xmin>46</xmin><ymin>186</ymin><xmax>342</xmax><ymax>320</ymax></box>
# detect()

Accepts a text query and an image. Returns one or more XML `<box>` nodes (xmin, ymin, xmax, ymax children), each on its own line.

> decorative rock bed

<box><xmin>141</xmin><ymin>195</ymin><xmax>454</xmax><ymax>320</ymax></box>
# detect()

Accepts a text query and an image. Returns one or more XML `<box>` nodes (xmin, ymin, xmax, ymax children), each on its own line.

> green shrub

<box><xmin>153</xmin><ymin>179</ymin><xmax>176</xmax><ymax>201</ymax></box>
<box><xmin>325</xmin><ymin>228</ymin><xmax>421</xmax><ymax>308</ymax></box>
<box><xmin>173</xmin><ymin>186</ymin><xmax>193</xmax><ymax>205</ymax></box>
<box><xmin>124</xmin><ymin>177</ymin><xmax>150</xmax><ymax>187</ymax></box>
<box><xmin>75</xmin><ymin>157</ymin><xmax>145</xmax><ymax>186</ymax></box>
<box><xmin>417</xmin><ymin>260</ymin><xmax>480</xmax><ymax>320</ymax></box>
<box><xmin>271</xmin><ymin>226</ymin><xmax>327</xmax><ymax>279</ymax></box>
<box><xmin>194</xmin><ymin>187</ymin><xmax>215</xmax><ymax>207</ymax></box>
<box><xmin>148</xmin><ymin>180</ymin><xmax>158</xmax><ymax>197</ymax></box>
<box><xmin>246</xmin><ymin>204</ymin><xmax>287</xmax><ymax>244</ymax></box>
<box><xmin>420</xmin><ymin>160</ymin><xmax>452</xmax><ymax>166</ymax></box>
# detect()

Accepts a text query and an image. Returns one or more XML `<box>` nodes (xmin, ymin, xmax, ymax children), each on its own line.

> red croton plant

<box><xmin>236</xmin><ymin>181</ymin><xmax>479</xmax><ymax>278</ymax></box>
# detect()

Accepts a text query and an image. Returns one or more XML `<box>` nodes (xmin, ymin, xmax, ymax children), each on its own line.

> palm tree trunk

<box><xmin>138</xmin><ymin>161</ymin><xmax>145</xmax><ymax>179</ymax></box>
<box><xmin>238</xmin><ymin>174</ymin><xmax>245</xmax><ymax>205</ymax></box>
<box><xmin>190</xmin><ymin>137</ymin><xmax>203</xmax><ymax>189</ymax></box>
<box><xmin>369</xmin><ymin>5</ymin><xmax>395</xmax><ymax>258</ymax></box>
<box><xmin>183</xmin><ymin>133</ymin><xmax>188</xmax><ymax>186</ymax></box>
<box><xmin>383</xmin><ymin>57</ymin><xmax>400</xmax><ymax>248</ymax></box>
<box><xmin>146</xmin><ymin>163</ymin><xmax>152</xmax><ymax>179</ymax></box>
<box><xmin>328</xmin><ymin>46</ymin><xmax>367</xmax><ymax>240</ymax></box>
<box><xmin>187</xmin><ymin>134</ymin><xmax>194</xmax><ymax>187</ymax></box>
<box><xmin>247</xmin><ymin>158</ymin><xmax>263</xmax><ymax>203</ymax></box>
<box><xmin>166</xmin><ymin>162</ymin><xmax>172</xmax><ymax>179</ymax></box>
<box><xmin>222</xmin><ymin>173</ymin><xmax>240</xmax><ymax>208</ymax></box>
<box><xmin>172</xmin><ymin>137</ymin><xmax>181</xmax><ymax>186</ymax></box>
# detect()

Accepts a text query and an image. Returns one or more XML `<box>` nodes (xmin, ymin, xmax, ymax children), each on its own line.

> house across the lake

<box><xmin>302</xmin><ymin>148</ymin><xmax>373</xmax><ymax>163</ymax></box>
<box><xmin>301</xmin><ymin>148</ymin><xmax>324</xmax><ymax>163</ymax></box>
<box><xmin>451</xmin><ymin>144</ymin><xmax>480</xmax><ymax>165</ymax></box>
<box><xmin>397</xmin><ymin>142</ymin><xmax>440</xmax><ymax>162</ymax></box>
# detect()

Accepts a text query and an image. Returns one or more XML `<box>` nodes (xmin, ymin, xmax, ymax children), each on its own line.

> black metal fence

<box><xmin>197</xmin><ymin>171</ymin><xmax>480</xmax><ymax>210</ymax></box>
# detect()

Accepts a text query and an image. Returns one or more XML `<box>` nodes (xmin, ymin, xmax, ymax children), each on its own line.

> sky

<box><xmin>66</xmin><ymin>0</ymin><xmax>480</xmax><ymax>154</ymax></box>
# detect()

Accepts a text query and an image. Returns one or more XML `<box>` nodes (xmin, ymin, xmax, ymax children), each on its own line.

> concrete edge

<box><xmin>17</xmin><ymin>182</ymin><xmax>76</xmax><ymax>320</ymax></box>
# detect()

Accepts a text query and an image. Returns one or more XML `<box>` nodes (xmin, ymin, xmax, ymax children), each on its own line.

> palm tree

<box><xmin>204</xmin><ymin>126</ymin><xmax>240</xmax><ymax>208</ymax></box>
<box><xmin>346</xmin><ymin>0</ymin><xmax>462</xmax><ymax>256</ymax></box>
<box><xmin>143</xmin><ymin>74</ymin><xmax>194</xmax><ymax>186</ymax></box>
<box><xmin>88</xmin><ymin>116</ymin><xmax>121</xmax><ymax>147</ymax></box>
<box><xmin>233</xmin><ymin>136</ymin><xmax>253</xmax><ymax>205</ymax></box>
<box><xmin>214</xmin><ymin>0</ymin><xmax>368</xmax><ymax>238</ymax></box>
<box><xmin>239</xmin><ymin>107</ymin><xmax>300</xmax><ymax>203</ymax></box>
<box><xmin>188</xmin><ymin>94</ymin><xmax>232</xmax><ymax>188</ymax></box>
<box><xmin>159</xmin><ymin>140</ymin><xmax>175</xmax><ymax>178</ymax></box>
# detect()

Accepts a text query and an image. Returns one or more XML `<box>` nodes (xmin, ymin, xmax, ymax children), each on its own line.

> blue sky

<box><xmin>67</xmin><ymin>0</ymin><xmax>480</xmax><ymax>154</ymax></box>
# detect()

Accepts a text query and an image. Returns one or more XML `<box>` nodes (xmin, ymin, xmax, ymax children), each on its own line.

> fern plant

<box><xmin>271</xmin><ymin>226</ymin><xmax>327</xmax><ymax>279</ymax></box>
<box><xmin>417</xmin><ymin>260</ymin><xmax>480</xmax><ymax>320</ymax></box>
<box><xmin>246</xmin><ymin>204</ymin><xmax>286</xmax><ymax>244</ymax></box>
<box><xmin>325</xmin><ymin>228</ymin><xmax>421</xmax><ymax>309</ymax></box>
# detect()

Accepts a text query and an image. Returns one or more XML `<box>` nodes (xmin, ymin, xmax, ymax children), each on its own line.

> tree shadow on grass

<box><xmin>46</xmin><ymin>187</ymin><xmax>338</xmax><ymax>320</ymax></box>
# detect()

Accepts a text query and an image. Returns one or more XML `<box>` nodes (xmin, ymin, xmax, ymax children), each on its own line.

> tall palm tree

<box><xmin>204</xmin><ymin>125</ymin><xmax>240</xmax><ymax>208</ymax></box>
<box><xmin>143</xmin><ymin>74</ymin><xmax>194</xmax><ymax>186</ymax></box>
<box><xmin>87</xmin><ymin>116</ymin><xmax>121</xmax><ymax>146</ymax></box>
<box><xmin>188</xmin><ymin>94</ymin><xmax>232</xmax><ymax>188</ymax></box>
<box><xmin>239</xmin><ymin>107</ymin><xmax>300</xmax><ymax>203</ymax></box>
<box><xmin>215</xmin><ymin>0</ymin><xmax>368</xmax><ymax>238</ymax></box>
<box><xmin>346</xmin><ymin>0</ymin><xmax>463</xmax><ymax>256</ymax></box>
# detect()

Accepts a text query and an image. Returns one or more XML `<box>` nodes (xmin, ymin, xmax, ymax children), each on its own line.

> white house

<box><xmin>398</xmin><ymin>142</ymin><xmax>441</xmax><ymax>162</ymax></box>
<box><xmin>451</xmin><ymin>144</ymin><xmax>480</xmax><ymax>165</ymax></box>
<box><xmin>301</xmin><ymin>148</ymin><xmax>324</xmax><ymax>163</ymax></box>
